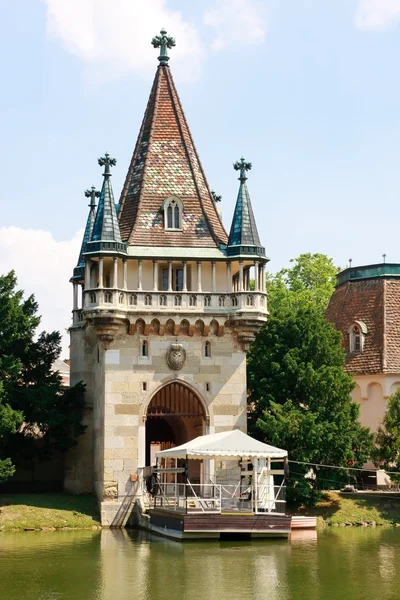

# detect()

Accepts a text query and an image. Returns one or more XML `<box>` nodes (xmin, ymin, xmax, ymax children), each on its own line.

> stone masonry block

<box><xmin>115</xmin><ymin>426</ymin><xmax>137</xmax><ymax>436</ymax></box>
<box><xmin>115</xmin><ymin>404</ymin><xmax>140</xmax><ymax>415</ymax></box>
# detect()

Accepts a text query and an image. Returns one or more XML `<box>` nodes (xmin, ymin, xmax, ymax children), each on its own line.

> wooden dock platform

<box><xmin>148</xmin><ymin>508</ymin><xmax>292</xmax><ymax>539</ymax></box>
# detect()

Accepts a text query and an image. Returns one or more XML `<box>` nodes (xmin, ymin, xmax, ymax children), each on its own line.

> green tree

<box><xmin>267</xmin><ymin>252</ymin><xmax>338</xmax><ymax>314</ymax></box>
<box><xmin>372</xmin><ymin>389</ymin><xmax>400</xmax><ymax>481</ymax></box>
<box><xmin>0</xmin><ymin>271</ymin><xmax>86</xmax><ymax>484</ymax></box>
<box><xmin>248</xmin><ymin>255</ymin><xmax>372</xmax><ymax>503</ymax></box>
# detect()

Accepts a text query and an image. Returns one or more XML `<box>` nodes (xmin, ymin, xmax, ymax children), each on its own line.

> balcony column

<box><xmin>212</xmin><ymin>261</ymin><xmax>216</xmax><ymax>293</ymax></box>
<box><xmin>84</xmin><ymin>260</ymin><xmax>91</xmax><ymax>290</ymax></box>
<box><xmin>153</xmin><ymin>260</ymin><xmax>158</xmax><ymax>291</ymax></box>
<box><xmin>183</xmin><ymin>261</ymin><xmax>187</xmax><ymax>292</ymax></box>
<box><xmin>98</xmin><ymin>258</ymin><xmax>104</xmax><ymax>288</ymax></box>
<box><xmin>113</xmin><ymin>257</ymin><xmax>118</xmax><ymax>288</ymax></box>
<box><xmin>73</xmin><ymin>283</ymin><xmax>78</xmax><ymax>310</ymax></box>
<box><xmin>261</xmin><ymin>264</ymin><xmax>266</xmax><ymax>292</ymax></box>
<box><xmin>226</xmin><ymin>262</ymin><xmax>232</xmax><ymax>293</ymax></box>
<box><xmin>239</xmin><ymin>261</ymin><xmax>244</xmax><ymax>292</ymax></box>
<box><xmin>254</xmin><ymin>262</ymin><xmax>259</xmax><ymax>292</ymax></box>
<box><xmin>197</xmin><ymin>261</ymin><xmax>202</xmax><ymax>292</ymax></box>
<box><xmin>168</xmin><ymin>261</ymin><xmax>173</xmax><ymax>292</ymax></box>
<box><xmin>123</xmin><ymin>259</ymin><xmax>128</xmax><ymax>290</ymax></box>
<box><xmin>138</xmin><ymin>259</ymin><xmax>143</xmax><ymax>291</ymax></box>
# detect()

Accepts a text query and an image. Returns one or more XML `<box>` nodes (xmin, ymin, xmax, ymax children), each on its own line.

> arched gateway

<box><xmin>145</xmin><ymin>382</ymin><xmax>207</xmax><ymax>478</ymax></box>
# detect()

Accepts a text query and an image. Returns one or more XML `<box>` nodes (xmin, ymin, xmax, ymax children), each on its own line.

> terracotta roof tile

<box><xmin>118</xmin><ymin>65</ymin><xmax>228</xmax><ymax>248</ymax></box>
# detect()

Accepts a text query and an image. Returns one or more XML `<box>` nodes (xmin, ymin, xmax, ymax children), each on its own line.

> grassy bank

<box><xmin>0</xmin><ymin>494</ymin><xmax>100</xmax><ymax>531</ymax></box>
<box><xmin>290</xmin><ymin>491</ymin><xmax>400</xmax><ymax>527</ymax></box>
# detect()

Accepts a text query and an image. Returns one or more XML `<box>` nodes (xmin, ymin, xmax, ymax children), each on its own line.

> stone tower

<box><xmin>67</xmin><ymin>30</ymin><xmax>268</xmax><ymax>524</ymax></box>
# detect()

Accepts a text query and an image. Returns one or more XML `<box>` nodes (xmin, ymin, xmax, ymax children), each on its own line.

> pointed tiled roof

<box><xmin>71</xmin><ymin>187</ymin><xmax>99</xmax><ymax>280</ymax></box>
<box><xmin>86</xmin><ymin>154</ymin><xmax>126</xmax><ymax>255</ymax></box>
<box><xmin>227</xmin><ymin>158</ymin><xmax>265</xmax><ymax>258</ymax></box>
<box><xmin>118</xmin><ymin>61</ymin><xmax>228</xmax><ymax>248</ymax></box>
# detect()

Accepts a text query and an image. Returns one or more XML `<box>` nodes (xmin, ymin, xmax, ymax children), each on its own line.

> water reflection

<box><xmin>1</xmin><ymin>528</ymin><xmax>400</xmax><ymax>600</ymax></box>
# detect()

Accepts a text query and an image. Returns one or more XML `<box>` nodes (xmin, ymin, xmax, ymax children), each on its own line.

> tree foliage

<box><xmin>248</xmin><ymin>254</ymin><xmax>373</xmax><ymax>504</ymax></box>
<box><xmin>372</xmin><ymin>389</ymin><xmax>400</xmax><ymax>482</ymax></box>
<box><xmin>0</xmin><ymin>271</ymin><xmax>86</xmax><ymax>483</ymax></box>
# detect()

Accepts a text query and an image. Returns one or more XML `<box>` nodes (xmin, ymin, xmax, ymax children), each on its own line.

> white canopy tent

<box><xmin>155</xmin><ymin>429</ymin><xmax>287</xmax><ymax>461</ymax></box>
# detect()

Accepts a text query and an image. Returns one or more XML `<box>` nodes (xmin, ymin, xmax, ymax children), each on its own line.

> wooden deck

<box><xmin>148</xmin><ymin>508</ymin><xmax>292</xmax><ymax>539</ymax></box>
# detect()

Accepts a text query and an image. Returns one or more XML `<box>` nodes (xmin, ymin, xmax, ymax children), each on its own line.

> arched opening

<box><xmin>145</xmin><ymin>382</ymin><xmax>207</xmax><ymax>483</ymax></box>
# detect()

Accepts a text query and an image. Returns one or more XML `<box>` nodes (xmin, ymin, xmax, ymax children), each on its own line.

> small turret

<box><xmin>227</xmin><ymin>158</ymin><xmax>265</xmax><ymax>258</ymax></box>
<box><xmin>86</xmin><ymin>153</ymin><xmax>126</xmax><ymax>255</ymax></box>
<box><xmin>71</xmin><ymin>186</ymin><xmax>100</xmax><ymax>281</ymax></box>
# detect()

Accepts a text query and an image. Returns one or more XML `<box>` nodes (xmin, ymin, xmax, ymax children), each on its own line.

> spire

<box><xmin>118</xmin><ymin>32</ymin><xmax>228</xmax><ymax>249</ymax></box>
<box><xmin>227</xmin><ymin>158</ymin><xmax>265</xmax><ymax>258</ymax></box>
<box><xmin>71</xmin><ymin>186</ymin><xmax>100</xmax><ymax>280</ymax></box>
<box><xmin>151</xmin><ymin>28</ymin><xmax>176</xmax><ymax>65</ymax></box>
<box><xmin>86</xmin><ymin>154</ymin><xmax>126</xmax><ymax>255</ymax></box>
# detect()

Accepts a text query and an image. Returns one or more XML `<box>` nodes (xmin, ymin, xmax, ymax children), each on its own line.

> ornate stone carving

<box><xmin>166</xmin><ymin>342</ymin><xmax>186</xmax><ymax>370</ymax></box>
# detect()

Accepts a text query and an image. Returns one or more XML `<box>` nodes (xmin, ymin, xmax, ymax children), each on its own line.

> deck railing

<box><xmin>152</xmin><ymin>481</ymin><xmax>286</xmax><ymax>515</ymax></box>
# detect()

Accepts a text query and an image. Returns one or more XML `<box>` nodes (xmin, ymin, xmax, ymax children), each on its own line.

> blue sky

<box><xmin>1</xmin><ymin>0</ymin><xmax>400</xmax><ymax>354</ymax></box>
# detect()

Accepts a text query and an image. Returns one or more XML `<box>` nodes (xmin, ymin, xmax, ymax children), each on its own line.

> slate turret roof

<box><xmin>118</xmin><ymin>30</ymin><xmax>228</xmax><ymax>248</ymax></box>
<box><xmin>86</xmin><ymin>154</ymin><xmax>126</xmax><ymax>255</ymax></box>
<box><xmin>227</xmin><ymin>158</ymin><xmax>265</xmax><ymax>258</ymax></box>
<box><xmin>71</xmin><ymin>186</ymin><xmax>100</xmax><ymax>280</ymax></box>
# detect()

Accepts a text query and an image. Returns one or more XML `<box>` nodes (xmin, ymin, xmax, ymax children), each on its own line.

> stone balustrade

<box><xmin>81</xmin><ymin>288</ymin><xmax>268</xmax><ymax>315</ymax></box>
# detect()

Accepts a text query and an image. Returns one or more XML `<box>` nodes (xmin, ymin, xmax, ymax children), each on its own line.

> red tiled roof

<box><xmin>118</xmin><ymin>64</ymin><xmax>228</xmax><ymax>247</ymax></box>
<box><xmin>326</xmin><ymin>279</ymin><xmax>400</xmax><ymax>375</ymax></box>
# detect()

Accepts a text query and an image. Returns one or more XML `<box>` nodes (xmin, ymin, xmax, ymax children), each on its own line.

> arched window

<box><xmin>119</xmin><ymin>293</ymin><xmax>124</xmax><ymax>304</ymax></box>
<box><xmin>142</xmin><ymin>340</ymin><xmax>148</xmax><ymax>358</ymax></box>
<box><xmin>219</xmin><ymin>295</ymin><xmax>225</xmax><ymax>307</ymax></box>
<box><xmin>205</xmin><ymin>341</ymin><xmax>211</xmax><ymax>358</ymax></box>
<box><xmin>189</xmin><ymin>294</ymin><xmax>197</xmax><ymax>307</ymax></box>
<box><xmin>104</xmin><ymin>291</ymin><xmax>112</xmax><ymax>303</ymax></box>
<box><xmin>89</xmin><ymin>292</ymin><xmax>97</xmax><ymax>304</ymax></box>
<box><xmin>204</xmin><ymin>295</ymin><xmax>211</xmax><ymax>307</ymax></box>
<box><xmin>348</xmin><ymin>321</ymin><xmax>367</xmax><ymax>353</ymax></box>
<box><xmin>129</xmin><ymin>294</ymin><xmax>137</xmax><ymax>306</ymax></box>
<box><xmin>144</xmin><ymin>294</ymin><xmax>152</xmax><ymax>306</ymax></box>
<box><xmin>159</xmin><ymin>294</ymin><xmax>167</xmax><ymax>306</ymax></box>
<box><xmin>175</xmin><ymin>294</ymin><xmax>182</xmax><ymax>307</ymax></box>
<box><xmin>163</xmin><ymin>196</ymin><xmax>183</xmax><ymax>230</ymax></box>
<box><xmin>246</xmin><ymin>294</ymin><xmax>254</xmax><ymax>306</ymax></box>
<box><xmin>231</xmin><ymin>295</ymin><xmax>238</xmax><ymax>307</ymax></box>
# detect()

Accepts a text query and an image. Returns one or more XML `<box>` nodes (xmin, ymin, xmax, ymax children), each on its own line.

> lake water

<box><xmin>0</xmin><ymin>528</ymin><xmax>399</xmax><ymax>600</ymax></box>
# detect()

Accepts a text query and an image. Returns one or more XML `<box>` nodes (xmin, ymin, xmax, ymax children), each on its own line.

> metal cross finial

<box><xmin>85</xmin><ymin>186</ymin><xmax>100</xmax><ymax>209</ymax></box>
<box><xmin>151</xmin><ymin>28</ymin><xmax>176</xmax><ymax>65</ymax></box>
<box><xmin>98</xmin><ymin>152</ymin><xmax>117</xmax><ymax>177</ymax></box>
<box><xmin>233</xmin><ymin>157</ymin><xmax>252</xmax><ymax>182</ymax></box>
<box><xmin>383</xmin><ymin>253</ymin><xmax>387</xmax><ymax>264</ymax></box>
<box><xmin>349</xmin><ymin>258</ymin><xmax>352</xmax><ymax>267</ymax></box>
<box><xmin>211</xmin><ymin>190</ymin><xmax>222</xmax><ymax>203</ymax></box>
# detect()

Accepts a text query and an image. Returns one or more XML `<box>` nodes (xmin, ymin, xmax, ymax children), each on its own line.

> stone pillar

<box><xmin>212</xmin><ymin>261</ymin><xmax>216</xmax><ymax>293</ymax></box>
<box><xmin>138</xmin><ymin>259</ymin><xmax>142</xmax><ymax>291</ymax></box>
<box><xmin>113</xmin><ymin>257</ymin><xmax>118</xmax><ymax>288</ymax></box>
<box><xmin>254</xmin><ymin>262</ymin><xmax>259</xmax><ymax>292</ymax></box>
<box><xmin>98</xmin><ymin>258</ymin><xmax>104</xmax><ymax>288</ymax></box>
<box><xmin>153</xmin><ymin>260</ymin><xmax>158</xmax><ymax>291</ymax></box>
<box><xmin>197</xmin><ymin>261</ymin><xmax>202</xmax><ymax>292</ymax></box>
<box><xmin>183</xmin><ymin>261</ymin><xmax>187</xmax><ymax>292</ymax></box>
<box><xmin>239</xmin><ymin>261</ymin><xmax>244</xmax><ymax>292</ymax></box>
<box><xmin>84</xmin><ymin>260</ymin><xmax>91</xmax><ymax>289</ymax></box>
<box><xmin>73</xmin><ymin>283</ymin><xmax>78</xmax><ymax>310</ymax></box>
<box><xmin>123</xmin><ymin>259</ymin><xmax>127</xmax><ymax>290</ymax></box>
<box><xmin>226</xmin><ymin>261</ymin><xmax>232</xmax><ymax>293</ymax></box>
<box><xmin>168</xmin><ymin>261</ymin><xmax>173</xmax><ymax>292</ymax></box>
<box><xmin>261</xmin><ymin>264</ymin><xmax>266</xmax><ymax>292</ymax></box>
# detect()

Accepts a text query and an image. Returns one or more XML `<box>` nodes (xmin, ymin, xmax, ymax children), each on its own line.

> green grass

<box><xmin>290</xmin><ymin>491</ymin><xmax>400</xmax><ymax>526</ymax></box>
<box><xmin>0</xmin><ymin>493</ymin><xmax>100</xmax><ymax>531</ymax></box>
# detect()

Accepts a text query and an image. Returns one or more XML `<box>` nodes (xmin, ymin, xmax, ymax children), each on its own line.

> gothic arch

<box><xmin>140</xmin><ymin>379</ymin><xmax>210</xmax><ymax>424</ymax></box>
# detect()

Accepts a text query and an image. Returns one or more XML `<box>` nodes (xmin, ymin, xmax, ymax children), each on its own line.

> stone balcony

<box><xmin>80</xmin><ymin>288</ymin><xmax>267</xmax><ymax>315</ymax></box>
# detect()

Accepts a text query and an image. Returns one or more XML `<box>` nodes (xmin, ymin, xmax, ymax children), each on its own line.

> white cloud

<box><xmin>0</xmin><ymin>227</ymin><xmax>82</xmax><ymax>358</ymax></box>
<box><xmin>355</xmin><ymin>0</ymin><xmax>400</xmax><ymax>30</ymax></box>
<box><xmin>44</xmin><ymin>0</ymin><xmax>204</xmax><ymax>82</ymax></box>
<box><xmin>204</xmin><ymin>0</ymin><xmax>266</xmax><ymax>51</ymax></box>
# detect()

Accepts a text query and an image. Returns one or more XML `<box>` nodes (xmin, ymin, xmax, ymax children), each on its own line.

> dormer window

<box><xmin>348</xmin><ymin>321</ymin><xmax>367</xmax><ymax>353</ymax></box>
<box><xmin>163</xmin><ymin>196</ymin><xmax>183</xmax><ymax>230</ymax></box>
